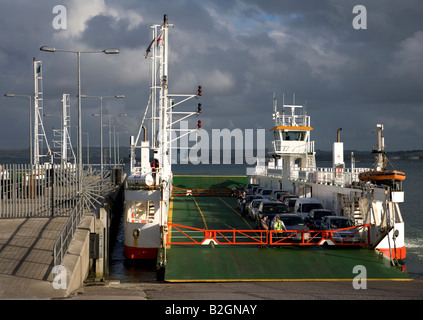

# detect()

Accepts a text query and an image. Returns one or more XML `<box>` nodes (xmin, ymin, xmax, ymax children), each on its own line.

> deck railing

<box><xmin>249</xmin><ymin>162</ymin><xmax>370</xmax><ymax>186</ymax></box>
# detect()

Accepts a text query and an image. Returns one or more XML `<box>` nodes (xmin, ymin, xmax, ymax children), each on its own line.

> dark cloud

<box><xmin>1</xmin><ymin>0</ymin><xmax>422</xmax><ymax>153</ymax></box>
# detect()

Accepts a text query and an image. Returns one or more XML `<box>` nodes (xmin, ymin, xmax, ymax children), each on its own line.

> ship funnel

<box><xmin>333</xmin><ymin>127</ymin><xmax>345</xmax><ymax>172</ymax></box>
<box><xmin>337</xmin><ymin>128</ymin><xmax>342</xmax><ymax>142</ymax></box>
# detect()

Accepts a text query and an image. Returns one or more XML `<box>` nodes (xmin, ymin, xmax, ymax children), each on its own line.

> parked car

<box><xmin>277</xmin><ymin>214</ymin><xmax>310</xmax><ymax>242</ymax></box>
<box><xmin>239</xmin><ymin>194</ymin><xmax>263</xmax><ymax>210</ymax></box>
<box><xmin>245</xmin><ymin>183</ymin><xmax>260</xmax><ymax>193</ymax></box>
<box><xmin>294</xmin><ymin>198</ymin><xmax>323</xmax><ymax>219</ymax></box>
<box><xmin>304</xmin><ymin>209</ymin><xmax>335</xmax><ymax>230</ymax></box>
<box><xmin>282</xmin><ymin>196</ymin><xmax>299</xmax><ymax>212</ymax></box>
<box><xmin>254</xmin><ymin>187</ymin><xmax>264</xmax><ymax>195</ymax></box>
<box><xmin>270</xmin><ymin>190</ymin><xmax>289</xmax><ymax>201</ymax></box>
<box><xmin>255</xmin><ymin>201</ymin><xmax>289</xmax><ymax>229</ymax></box>
<box><xmin>320</xmin><ymin>216</ymin><xmax>359</xmax><ymax>243</ymax></box>
<box><xmin>279</xmin><ymin>214</ymin><xmax>308</xmax><ymax>229</ymax></box>
<box><xmin>251</xmin><ymin>186</ymin><xmax>261</xmax><ymax>194</ymax></box>
<box><xmin>279</xmin><ymin>194</ymin><xmax>298</xmax><ymax>202</ymax></box>
<box><xmin>247</xmin><ymin>199</ymin><xmax>265</xmax><ymax>220</ymax></box>
<box><xmin>258</xmin><ymin>188</ymin><xmax>273</xmax><ymax>200</ymax></box>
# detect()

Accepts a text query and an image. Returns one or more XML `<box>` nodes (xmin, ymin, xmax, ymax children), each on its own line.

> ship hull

<box><xmin>123</xmin><ymin>221</ymin><xmax>160</xmax><ymax>260</ymax></box>
<box><xmin>123</xmin><ymin>188</ymin><xmax>163</xmax><ymax>260</ymax></box>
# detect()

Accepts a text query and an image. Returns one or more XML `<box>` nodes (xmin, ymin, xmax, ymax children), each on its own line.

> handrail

<box><xmin>53</xmin><ymin>197</ymin><xmax>84</xmax><ymax>266</ymax></box>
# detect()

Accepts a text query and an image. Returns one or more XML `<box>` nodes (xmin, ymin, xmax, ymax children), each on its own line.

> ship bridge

<box><xmin>270</xmin><ymin>104</ymin><xmax>315</xmax><ymax>170</ymax></box>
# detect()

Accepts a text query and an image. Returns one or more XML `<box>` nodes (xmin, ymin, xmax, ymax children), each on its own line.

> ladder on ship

<box><xmin>340</xmin><ymin>194</ymin><xmax>363</xmax><ymax>225</ymax></box>
<box><xmin>306</xmin><ymin>154</ymin><xmax>315</xmax><ymax>168</ymax></box>
<box><xmin>148</xmin><ymin>202</ymin><xmax>155</xmax><ymax>221</ymax></box>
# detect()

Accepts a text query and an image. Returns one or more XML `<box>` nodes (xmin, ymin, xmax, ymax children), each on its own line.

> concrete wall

<box><xmin>61</xmin><ymin>182</ymin><xmax>125</xmax><ymax>296</ymax></box>
<box><xmin>63</xmin><ymin>215</ymin><xmax>95</xmax><ymax>296</ymax></box>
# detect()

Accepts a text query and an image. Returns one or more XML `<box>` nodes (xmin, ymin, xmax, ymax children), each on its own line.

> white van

<box><xmin>294</xmin><ymin>198</ymin><xmax>323</xmax><ymax>219</ymax></box>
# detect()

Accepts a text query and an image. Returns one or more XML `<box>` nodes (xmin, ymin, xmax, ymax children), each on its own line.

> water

<box><xmin>399</xmin><ymin>162</ymin><xmax>423</xmax><ymax>279</ymax></box>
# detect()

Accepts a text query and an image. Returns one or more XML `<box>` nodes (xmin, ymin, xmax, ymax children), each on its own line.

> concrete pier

<box><xmin>0</xmin><ymin>181</ymin><xmax>124</xmax><ymax>299</ymax></box>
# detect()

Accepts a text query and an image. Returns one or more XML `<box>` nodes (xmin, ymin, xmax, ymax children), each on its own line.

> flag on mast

<box><xmin>144</xmin><ymin>30</ymin><xmax>163</xmax><ymax>59</ymax></box>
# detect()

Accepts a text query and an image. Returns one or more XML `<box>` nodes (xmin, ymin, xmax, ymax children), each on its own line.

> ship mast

<box><xmin>33</xmin><ymin>58</ymin><xmax>53</xmax><ymax>165</ymax></box>
<box><xmin>130</xmin><ymin>14</ymin><xmax>202</xmax><ymax>185</ymax></box>
<box><xmin>373</xmin><ymin>124</ymin><xmax>387</xmax><ymax>171</ymax></box>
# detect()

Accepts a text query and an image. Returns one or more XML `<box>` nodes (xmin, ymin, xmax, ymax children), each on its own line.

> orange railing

<box><xmin>269</xmin><ymin>224</ymin><xmax>370</xmax><ymax>246</ymax></box>
<box><xmin>172</xmin><ymin>186</ymin><xmax>231</xmax><ymax>197</ymax></box>
<box><xmin>167</xmin><ymin>223</ymin><xmax>371</xmax><ymax>247</ymax></box>
<box><xmin>167</xmin><ymin>223</ymin><xmax>268</xmax><ymax>246</ymax></box>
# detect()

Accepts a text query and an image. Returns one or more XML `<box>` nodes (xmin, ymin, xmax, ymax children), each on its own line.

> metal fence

<box><xmin>1</xmin><ymin>163</ymin><xmax>123</xmax><ymax>268</ymax></box>
<box><xmin>0</xmin><ymin>163</ymin><xmax>78</xmax><ymax>218</ymax></box>
<box><xmin>52</xmin><ymin>168</ymin><xmax>123</xmax><ymax>267</ymax></box>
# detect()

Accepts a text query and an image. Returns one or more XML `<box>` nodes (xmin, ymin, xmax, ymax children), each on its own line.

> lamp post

<box><xmin>82</xmin><ymin>94</ymin><xmax>124</xmax><ymax>178</ymax></box>
<box><xmin>4</xmin><ymin>93</ymin><xmax>33</xmax><ymax>167</ymax></box>
<box><xmin>102</xmin><ymin>113</ymin><xmax>127</xmax><ymax>169</ymax></box>
<box><xmin>83</xmin><ymin>132</ymin><xmax>89</xmax><ymax>165</ymax></box>
<box><xmin>116</xmin><ymin>130</ymin><xmax>129</xmax><ymax>166</ymax></box>
<box><xmin>40</xmin><ymin>46</ymin><xmax>119</xmax><ymax>191</ymax></box>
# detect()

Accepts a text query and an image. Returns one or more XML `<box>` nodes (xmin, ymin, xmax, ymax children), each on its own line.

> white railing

<box><xmin>272</xmin><ymin>140</ymin><xmax>314</xmax><ymax>154</ymax></box>
<box><xmin>274</xmin><ymin>114</ymin><xmax>310</xmax><ymax>128</ymax></box>
<box><xmin>250</xmin><ymin>162</ymin><xmax>370</xmax><ymax>186</ymax></box>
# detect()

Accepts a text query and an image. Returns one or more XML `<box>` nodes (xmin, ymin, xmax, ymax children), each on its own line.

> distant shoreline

<box><xmin>0</xmin><ymin>148</ymin><xmax>421</xmax><ymax>164</ymax></box>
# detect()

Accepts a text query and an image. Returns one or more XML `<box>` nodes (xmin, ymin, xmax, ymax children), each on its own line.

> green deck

<box><xmin>172</xmin><ymin>175</ymin><xmax>248</xmax><ymax>191</ymax></box>
<box><xmin>165</xmin><ymin>176</ymin><xmax>410</xmax><ymax>282</ymax></box>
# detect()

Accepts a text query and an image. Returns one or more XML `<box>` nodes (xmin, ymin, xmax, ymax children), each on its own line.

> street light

<box><xmin>40</xmin><ymin>45</ymin><xmax>119</xmax><ymax>190</ymax></box>
<box><xmin>4</xmin><ymin>93</ymin><xmax>33</xmax><ymax>167</ymax></box>
<box><xmin>82</xmin><ymin>94</ymin><xmax>125</xmax><ymax>178</ymax></box>
<box><xmin>115</xmin><ymin>130</ymin><xmax>129</xmax><ymax>166</ymax></box>
<box><xmin>100</xmin><ymin>113</ymin><xmax>127</xmax><ymax>168</ymax></box>
<box><xmin>40</xmin><ymin>46</ymin><xmax>119</xmax><ymax>55</ymax></box>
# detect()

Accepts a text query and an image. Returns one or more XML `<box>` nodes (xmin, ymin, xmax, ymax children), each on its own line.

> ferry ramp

<box><xmin>164</xmin><ymin>176</ymin><xmax>410</xmax><ymax>282</ymax></box>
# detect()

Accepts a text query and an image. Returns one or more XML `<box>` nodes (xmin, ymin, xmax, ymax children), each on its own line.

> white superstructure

<box><xmin>249</xmin><ymin>95</ymin><xmax>406</xmax><ymax>264</ymax></box>
<box><xmin>124</xmin><ymin>15</ymin><xmax>202</xmax><ymax>262</ymax></box>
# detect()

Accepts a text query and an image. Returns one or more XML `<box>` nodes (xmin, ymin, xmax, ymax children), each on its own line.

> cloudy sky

<box><xmin>1</xmin><ymin>0</ymin><xmax>423</xmax><ymax>154</ymax></box>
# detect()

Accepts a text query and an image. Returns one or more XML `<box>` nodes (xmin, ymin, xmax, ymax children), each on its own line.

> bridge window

<box><xmin>273</xmin><ymin>131</ymin><xmax>282</xmax><ymax>141</ymax></box>
<box><xmin>283</xmin><ymin>131</ymin><xmax>306</xmax><ymax>141</ymax></box>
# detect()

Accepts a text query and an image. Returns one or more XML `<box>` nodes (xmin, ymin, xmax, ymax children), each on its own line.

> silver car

<box><xmin>320</xmin><ymin>216</ymin><xmax>360</xmax><ymax>243</ymax></box>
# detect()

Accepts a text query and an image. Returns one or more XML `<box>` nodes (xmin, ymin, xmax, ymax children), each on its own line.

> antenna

<box><xmin>273</xmin><ymin>92</ymin><xmax>277</xmax><ymax>113</ymax></box>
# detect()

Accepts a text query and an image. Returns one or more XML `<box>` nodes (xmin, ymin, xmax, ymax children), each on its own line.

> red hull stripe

<box><xmin>124</xmin><ymin>245</ymin><xmax>158</xmax><ymax>260</ymax></box>
<box><xmin>378</xmin><ymin>246</ymin><xmax>406</xmax><ymax>260</ymax></box>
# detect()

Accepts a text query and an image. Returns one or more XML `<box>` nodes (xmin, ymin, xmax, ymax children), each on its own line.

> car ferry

<box><xmin>124</xmin><ymin>15</ymin><xmax>406</xmax><ymax>277</ymax></box>
<box><xmin>248</xmin><ymin>96</ymin><xmax>406</xmax><ymax>263</ymax></box>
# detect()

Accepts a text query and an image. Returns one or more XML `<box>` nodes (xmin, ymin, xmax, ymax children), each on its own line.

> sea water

<box><xmin>172</xmin><ymin>161</ymin><xmax>423</xmax><ymax>280</ymax></box>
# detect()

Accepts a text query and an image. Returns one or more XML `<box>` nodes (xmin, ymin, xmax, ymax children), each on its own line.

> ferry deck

<box><xmin>163</xmin><ymin>175</ymin><xmax>410</xmax><ymax>282</ymax></box>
